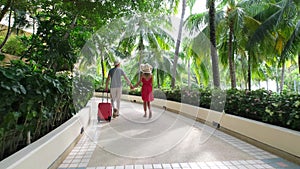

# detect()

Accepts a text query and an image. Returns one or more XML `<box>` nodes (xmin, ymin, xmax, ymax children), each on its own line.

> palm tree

<box><xmin>246</xmin><ymin>0</ymin><xmax>300</xmax><ymax>92</ymax></box>
<box><xmin>185</xmin><ymin>1</ymin><xmax>224</xmax><ymax>88</ymax></box>
<box><xmin>280</xmin><ymin>19</ymin><xmax>300</xmax><ymax>76</ymax></box>
<box><xmin>222</xmin><ymin>0</ymin><xmax>246</xmax><ymax>89</ymax></box>
<box><xmin>207</xmin><ymin>0</ymin><xmax>221</xmax><ymax>88</ymax></box>
<box><xmin>111</xmin><ymin>13</ymin><xmax>176</xmax><ymax>87</ymax></box>
<box><xmin>171</xmin><ymin>0</ymin><xmax>186</xmax><ymax>89</ymax></box>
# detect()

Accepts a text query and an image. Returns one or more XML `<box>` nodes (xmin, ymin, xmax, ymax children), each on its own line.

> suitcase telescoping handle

<box><xmin>102</xmin><ymin>90</ymin><xmax>109</xmax><ymax>103</ymax></box>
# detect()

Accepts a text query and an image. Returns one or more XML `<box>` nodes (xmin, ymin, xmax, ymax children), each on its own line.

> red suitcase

<box><xmin>98</xmin><ymin>92</ymin><xmax>112</xmax><ymax>122</ymax></box>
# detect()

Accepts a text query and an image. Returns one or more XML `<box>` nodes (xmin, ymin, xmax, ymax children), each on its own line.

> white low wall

<box><xmin>0</xmin><ymin>105</ymin><xmax>91</xmax><ymax>169</ymax></box>
<box><xmin>221</xmin><ymin>114</ymin><xmax>300</xmax><ymax>158</ymax></box>
<box><xmin>121</xmin><ymin>94</ymin><xmax>300</xmax><ymax>159</ymax></box>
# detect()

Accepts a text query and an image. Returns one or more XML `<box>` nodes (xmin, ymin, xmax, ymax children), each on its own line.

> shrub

<box><xmin>129</xmin><ymin>87</ymin><xmax>300</xmax><ymax>131</ymax></box>
<box><xmin>0</xmin><ymin>60</ymin><xmax>77</xmax><ymax>160</ymax></box>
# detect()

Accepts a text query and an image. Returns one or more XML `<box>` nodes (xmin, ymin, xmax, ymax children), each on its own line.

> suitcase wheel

<box><xmin>108</xmin><ymin>116</ymin><xmax>111</xmax><ymax>122</ymax></box>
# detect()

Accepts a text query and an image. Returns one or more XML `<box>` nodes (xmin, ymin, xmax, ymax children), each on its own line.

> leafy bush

<box><xmin>0</xmin><ymin>61</ymin><xmax>77</xmax><ymax>160</ymax></box>
<box><xmin>211</xmin><ymin>88</ymin><xmax>299</xmax><ymax>131</ymax></box>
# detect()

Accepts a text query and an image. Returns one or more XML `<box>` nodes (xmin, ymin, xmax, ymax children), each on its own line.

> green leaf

<box><xmin>2</xmin><ymin>70</ymin><xmax>15</xmax><ymax>80</ymax></box>
<box><xmin>11</xmin><ymin>85</ymin><xmax>21</xmax><ymax>94</ymax></box>
<box><xmin>20</xmin><ymin>85</ymin><xmax>27</xmax><ymax>94</ymax></box>
<box><xmin>1</xmin><ymin>82</ymin><xmax>11</xmax><ymax>90</ymax></box>
<box><xmin>293</xmin><ymin>101</ymin><xmax>300</xmax><ymax>107</ymax></box>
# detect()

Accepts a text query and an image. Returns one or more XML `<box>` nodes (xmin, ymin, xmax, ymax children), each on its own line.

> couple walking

<box><xmin>105</xmin><ymin>60</ymin><xmax>154</xmax><ymax>118</ymax></box>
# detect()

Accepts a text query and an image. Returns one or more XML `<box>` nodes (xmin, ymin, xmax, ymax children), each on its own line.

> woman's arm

<box><xmin>133</xmin><ymin>75</ymin><xmax>143</xmax><ymax>88</ymax></box>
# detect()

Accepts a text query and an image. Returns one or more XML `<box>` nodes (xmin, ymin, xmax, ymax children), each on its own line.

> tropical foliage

<box><xmin>0</xmin><ymin>0</ymin><xmax>299</xmax><ymax>161</ymax></box>
<box><xmin>128</xmin><ymin>87</ymin><xmax>300</xmax><ymax>131</ymax></box>
<box><xmin>0</xmin><ymin>61</ymin><xmax>76</xmax><ymax>159</ymax></box>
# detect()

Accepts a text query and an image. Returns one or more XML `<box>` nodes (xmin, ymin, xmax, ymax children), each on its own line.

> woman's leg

<box><xmin>147</xmin><ymin>102</ymin><xmax>152</xmax><ymax>118</ymax></box>
<box><xmin>143</xmin><ymin>101</ymin><xmax>147</xmax><ymax>117</ymax></box>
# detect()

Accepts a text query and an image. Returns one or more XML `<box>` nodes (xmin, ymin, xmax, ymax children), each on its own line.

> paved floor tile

<box><xmin>56</xmin><ymin>99</ymin><xmax>299</xmax><ymax>169</ymax></box>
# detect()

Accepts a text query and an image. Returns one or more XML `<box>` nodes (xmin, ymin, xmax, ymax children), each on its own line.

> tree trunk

<box><xmin>101</xmin><ymin>52</ymin><xmax>105</xmax><ymax>86</ymax></box>
<box><xmin>156</xmin><ymin>69</ymin><xmax>160</xmax><ymax>88</ymax></box>
<box><xmin>138</xmin><ymin>31</ymin><xmax>144</xmax><ymax>81</ymax></box>
<box><xmin>280</xmin><ymin>59</ymin><xmax>285</xmax><ymax>92</ymax></box>
<box><xmin>247</xmin><ymin>54</ymin><xmax>251</xmax><ymax>90</ymax></box>
<box><xmin>276</xmin><ymin>76</ymin><xmax>279</xmax><ymax>92</ymax></box>
<box><xmin>0</xmin><ymin>0</ymin><xmax>11</xmax><ymax>22</ymax></box>
<box><xmin>171</xmin><ymin>0</ymin><xmax>186</xmax><ymax>89</ymax></box>
<box><xmin>228</xmin><ymin>19</ymin><xmax>236</xmax><ymax>89</ymax></box>
<box><xmin>188</xmin><ymin>59</ymin><xmax>191</xmax><ymax>89</ymax></box>
<box><xmin>63</xmin><ymin>15</ymin><xmax>78</xmax><ymax>40</ymax></box>
<box><xmin>298</xmin><ymin>53</ymin><xmax>300</xmax><ymax>74</ymax></box>
<box><xmin>208</xmin><ymin>0</ymin><xmax>220</xmax><ymax>88</ymax></box>
<box><xmin>0</xmin><ymin>7</ymin><xmax>12</xmax><ymax>50</ymax></box>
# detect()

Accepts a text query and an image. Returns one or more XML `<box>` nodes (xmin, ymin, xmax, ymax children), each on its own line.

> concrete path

<box><xmin>57</xmin><ymin>98</ymin><xmax>300</xmax><ymax>169</ymax></box>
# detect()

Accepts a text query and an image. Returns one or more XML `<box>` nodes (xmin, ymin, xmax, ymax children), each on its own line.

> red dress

<box><xmin>141</xmin><ymin>77</ymin><xmax>154</xmax><ymax>102</ymax></box>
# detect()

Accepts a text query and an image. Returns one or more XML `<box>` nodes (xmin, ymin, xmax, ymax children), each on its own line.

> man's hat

<box><xmin>114</xmin><ymin>60</ymin><xmax>120</xmax><ymax>66</ymax></box>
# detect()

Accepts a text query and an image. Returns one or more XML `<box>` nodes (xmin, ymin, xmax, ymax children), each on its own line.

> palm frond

<box><xmin>280</xmin><ymin>20</ymin><xmax>300</xmax><ymax>62</ymax></box>
<box><xmin>191</xmin><ymin>30</ymin><xmax>211</xmax><ymax>57</ymax></box>
<box><xmin>184</xmin><ymin>12</ymin><xmax>208</xmax><ymax>33</ymax></box>
<box><xmin>247</xmin><ymin>0</ymin><xmax>294</xmax><ymax>50</ymax></box>
<box><xmin>246</xmin><ymin>9</ymin><xmax>281</xmax><ymax>49</ymax></box>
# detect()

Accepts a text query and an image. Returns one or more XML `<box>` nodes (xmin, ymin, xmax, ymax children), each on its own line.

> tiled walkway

<box><xmin>57</xmin><ymin>100</ymin><xmax>300</xmax><ymax>169</ymax></box>
<box><xmin>58</xmin><ymin>134</ymin><xmax>299</xmax><ymax>169</ymax></box>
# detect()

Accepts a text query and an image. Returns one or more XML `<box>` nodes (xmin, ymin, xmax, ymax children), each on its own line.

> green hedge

<box><xmin>0</xmin><ymin>61</ymin><xmax>81</xmax><ymax>160</ymax></box>
<box><xmin>127</xmin><ymin>87</ymin><xmax>300</xmax><ymax>131</ymax></box>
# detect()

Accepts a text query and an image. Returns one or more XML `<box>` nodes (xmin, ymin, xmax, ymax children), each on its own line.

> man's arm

<box><xmin>121</xmin><ymin>70</ymin><xmax>133</xmax><ymax>88</ymax></box>
<box><xmin>124</xmin><ymin>74</ymin><xmax>133</xmax><ymax>88</ymax></box>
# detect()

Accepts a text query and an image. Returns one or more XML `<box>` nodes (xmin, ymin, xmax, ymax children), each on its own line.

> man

<box><xmin>105</xmin><ymin>60</ymin><xmax>132</xmax><ymax>118</ymax></box>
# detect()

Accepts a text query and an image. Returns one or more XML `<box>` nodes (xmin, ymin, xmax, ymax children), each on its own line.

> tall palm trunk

<box><xmin>228</xmin><ymin>19</ymin><xmax>236</xmax><ymax>89</ymax></box>
<box><xmin>138</xmin><ymin>31</ymin><xmax>144</xmax><ymax>81</ymax></box>
<box><xmin>188</xmin><ymin>59</ymin><xmax>191</xmax><ymax>88</ymax></box>
<box><xmin>248</xmin><ymin>54</ymin><xmax>251</xmax><ymax>90</ymax></box>
<box><xmin>298</xmin><ymin>53</ymin><xmax>300</xmax><ymax>74</ymax></box>
<box><xmin>280</xmin><ymin>59</ymin><xmax>286</xmax><ymax>92</ymax></box>
<box><xmin>208</xmin><ymin>0</ymin><xmax>220</xmax><ymax>88</ymax></box>
<box><xmin>171</xmin><ymin>0</ymin><xmax>186</xmax><ymax>89</ymax></box>
<box><xmin>100</xmin><ymin>52</ymin><xmax>105</xmax><ymax>86</ymax></box>
<box><xmin>156</xmin><ymin>69</ymin><xmax>160</xmax><ymax>88</ymax></box>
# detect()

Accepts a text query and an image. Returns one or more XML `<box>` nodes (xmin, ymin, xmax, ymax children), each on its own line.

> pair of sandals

<box><xmin>143</xmin><ymin>112</ymin><xmax>152</xmax><ymax>119</ymax></box>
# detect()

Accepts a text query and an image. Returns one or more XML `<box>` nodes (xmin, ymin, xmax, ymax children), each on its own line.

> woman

<box><xmin>133</xmin><ymin>63</ymin><xmax>154</xmax><ymax>118</ymax></box>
